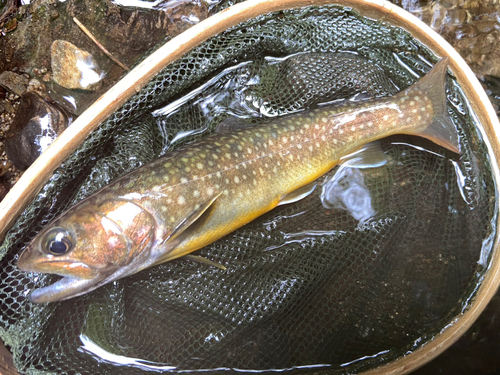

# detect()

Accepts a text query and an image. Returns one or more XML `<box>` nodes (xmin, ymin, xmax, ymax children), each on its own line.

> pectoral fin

<box><xmin>154</xmin><ymin>192</ymin><xmax>222</xmax><ymax>265</ymax></box>
<box><xmin>278</xmin><ymin>181</ymin><xmax>317</xmax><ymax>206</ymax></box>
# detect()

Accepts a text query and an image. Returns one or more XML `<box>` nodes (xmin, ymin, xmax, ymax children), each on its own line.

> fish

<box><xmin>17</xmin><ymin>57</ymin><xmax>459</xmax><ymax>303</ymax></box>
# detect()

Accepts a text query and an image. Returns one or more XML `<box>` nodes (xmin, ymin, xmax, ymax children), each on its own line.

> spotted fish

<box><xmin>18</xmin><ymin>58</ymin><xmax>459</xmax><ymax>303</ymax></box>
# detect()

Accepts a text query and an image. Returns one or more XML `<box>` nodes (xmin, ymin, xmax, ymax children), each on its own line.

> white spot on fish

<box><xmin>180</xmin><ymin>177</ymin><xmax>188</xmax><ymax>183</ymax></box>
<box><xmin>178</xmin><ymin>196</ymin><xmax>186</xmax><ymax>205</ymax></box>
<box><xmin>197</xmin><ymin>163</ymin><xmax>203</xmax><ymax>170</ymax></box>
<box><xmin>193</xmin><ymin>190</ymin><xmax>200</xmax><ymax>197</ymax></box>
<box><xmin>234</xmin><ymin>176</ymin><xmax>240</xmax><ymax>183</ymax></box>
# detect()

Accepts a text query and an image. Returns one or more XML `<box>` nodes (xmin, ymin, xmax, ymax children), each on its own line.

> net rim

<box><xmin>0</xmin><ymin>0</ymin><xmax>499</xmax><ymax>374</ymax></box>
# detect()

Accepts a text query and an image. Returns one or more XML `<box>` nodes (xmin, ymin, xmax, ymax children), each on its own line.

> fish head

<box><xmin>18</xmin><ymin>198</ymin><xmax>156</xmax><ymax>303</ymax></box>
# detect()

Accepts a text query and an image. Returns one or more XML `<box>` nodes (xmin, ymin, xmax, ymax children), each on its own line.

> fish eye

<box><xmin>43</xmin><ymin>228</ymin><xmax>75</xmax><ymax>255</ymax></box>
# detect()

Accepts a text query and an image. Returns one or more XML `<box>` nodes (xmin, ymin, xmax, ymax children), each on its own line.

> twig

<box><xmin>73</xmin><ymin>17</ymin><xmax>129</xmax><ymax>71</ymax></box>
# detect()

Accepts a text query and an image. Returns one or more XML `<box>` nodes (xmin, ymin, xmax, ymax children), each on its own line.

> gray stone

<box><xmin>0</xmin><ymin>71</ymin><xmax>29</xmax><ymax>96</ymax></box>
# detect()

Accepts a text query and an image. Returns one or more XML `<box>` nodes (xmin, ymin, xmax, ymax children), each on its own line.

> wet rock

<box><xmin>0</xmin><ymin>71</ymin><xmax>29</xmax><ymax>96</ymax></box>
<box><xmin>390</xmin><ymin>0</ymin><xmax>500</xmax><ymax>79</ymax></box>
<box><xmin>164</xmin><ymin>0</ymin><xmax>209</xmax><ymax>36</ymax></box>
<box><xmin>51</xmin><ymin>40</ymin><xmax>103</xmax><ymax>91</ymax></box>
<box><xmin>5</xmin><ymin>92</ymin><xmax>70</xmax><ymax>169</ymax></box>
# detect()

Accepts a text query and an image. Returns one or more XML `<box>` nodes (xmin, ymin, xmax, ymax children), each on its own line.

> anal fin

<box><xmin>184</xmin><ymin>254</ymin><xmax>227</xmax><ymax>270</ymax></box>
<box><xmin>339</xmin><ymin>141</ymin><xmax>388</xmax><ymax>169</ymax></box>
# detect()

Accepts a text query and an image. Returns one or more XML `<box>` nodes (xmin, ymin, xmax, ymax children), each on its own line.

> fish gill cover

<box><xmin>0</xmin><ymin>2</ymin><xmax>497</xmax><ymax>374</ymax></box>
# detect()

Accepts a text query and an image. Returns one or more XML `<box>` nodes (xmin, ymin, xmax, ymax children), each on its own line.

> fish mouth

<box><xmin>29</xmin><ymin>275</ymin><xmax>106</xmax><ymax>303</ymax></box>
<box><xmin>17</xmin><ymin>251</ymin><xmax>97</xmax><ymax>279</ymax></box>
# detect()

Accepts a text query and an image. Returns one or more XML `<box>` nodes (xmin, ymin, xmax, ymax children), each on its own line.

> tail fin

<box><xmin>405</xmin><ymin>57</ymin><xmax>460</xmax><ymax>154</ymax></box>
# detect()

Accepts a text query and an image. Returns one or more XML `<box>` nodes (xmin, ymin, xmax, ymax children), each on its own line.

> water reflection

<box><xmin>79</xmin><ymin>334</ymin><xmax>176</xmax><ymax>371</ymax></box>
<box><xmin>321</xmin><ymin>166</ymin><xmax>375</xmax><ymax>224</ymax></box>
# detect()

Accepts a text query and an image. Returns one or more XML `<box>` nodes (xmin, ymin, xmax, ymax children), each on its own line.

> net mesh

<box><xmin>0</xmin><ymin>3</ymin><xmax>496</xmax><ymax>374</ymax></box>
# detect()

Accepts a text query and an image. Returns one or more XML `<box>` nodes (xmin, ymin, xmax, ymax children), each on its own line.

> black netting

<box><xmin>0</xmin><ymin>4</ymin><xmax>496</xmax><ymax>375</ymax></box>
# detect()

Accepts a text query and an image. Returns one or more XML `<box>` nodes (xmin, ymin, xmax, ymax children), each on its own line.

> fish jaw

<box><xmin>17</xmin><ymin>244</ymin><xmax>98</xmax><ymax>280</ymax></box>
<box><xmin>29</xmin><ymin>275</ymin><xmax>107</xmax><ymax>303</ymax></box>
<box><xmin>27</xmin><ymin>256</ymin><xmax>150</xmax><ymax>303</ymax></box>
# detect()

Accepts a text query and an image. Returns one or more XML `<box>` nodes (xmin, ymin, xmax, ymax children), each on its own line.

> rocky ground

<box><xmin>0</xmin><ymin>0</ymin><xmax>214</xmax><ymax>200</ymax></box>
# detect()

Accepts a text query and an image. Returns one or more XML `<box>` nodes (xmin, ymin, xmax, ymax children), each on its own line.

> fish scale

<box><xmin>17</xmin><ymin>58</ymin><xmax>460</xmax><ymax>303</ymax></box>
